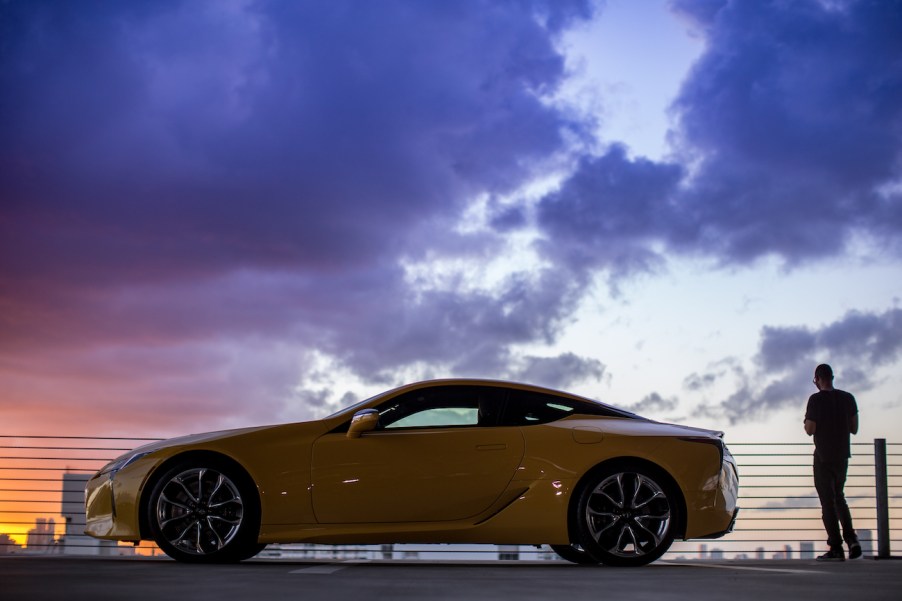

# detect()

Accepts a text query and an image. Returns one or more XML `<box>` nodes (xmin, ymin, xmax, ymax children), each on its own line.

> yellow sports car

<box><xmin>85</xmin><ymin>379</ymin><xmax>738</xmax><ymax>566</ymax></box>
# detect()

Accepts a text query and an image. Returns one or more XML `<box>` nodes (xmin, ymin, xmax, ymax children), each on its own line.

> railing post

<box><xmin>874</xmin><ymin>438</ymin><xmax>890</xmax><ymax>559</ymax></box>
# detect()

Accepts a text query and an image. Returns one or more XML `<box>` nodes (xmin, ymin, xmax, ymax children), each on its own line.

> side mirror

<box><xmin>347</xmin><ymin>408</ymin><xmax>379</xmax><ymax>439</ymax></box>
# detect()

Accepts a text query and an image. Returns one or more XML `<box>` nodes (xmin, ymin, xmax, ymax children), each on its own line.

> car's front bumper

<box><xmin>84</xmin><ymin>458</ymin><xmax>156</xmax><ymax>541</ymax></box>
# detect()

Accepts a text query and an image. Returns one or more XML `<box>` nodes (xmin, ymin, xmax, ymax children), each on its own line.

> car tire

<box><xmin>238</xmin><ymin>543</ymin><xmax>268</xmax><ymax>561</ymax></box>
<box><xmin>146</xmin><ymin>458</ymin><xmax>260</xmax><ymax>563</ymax></box>
<box><xmin>574</xmin><ymin>463</ymin><xmax>678</xmax><ymax>567</ymax></box>
<box><xmin>550</xmin><ymin>544</ymin><xmax>601</xmax><ymax>565</ymax></box>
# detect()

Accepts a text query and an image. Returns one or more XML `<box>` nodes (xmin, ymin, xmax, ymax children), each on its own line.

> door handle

<box><xmin>476</xmin><ymin>444</ymin><xmax>507</xmax><ymax>451</ymax></box>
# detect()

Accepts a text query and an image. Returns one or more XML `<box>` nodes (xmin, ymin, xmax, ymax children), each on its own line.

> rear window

<box><xmin>500</xmin><ymin>390</ymin><xmax>639</xmax><ymax>426</ymax></box>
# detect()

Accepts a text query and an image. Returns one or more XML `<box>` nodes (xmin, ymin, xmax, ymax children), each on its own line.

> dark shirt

<box><xmin>805</xmin><ymin>389</ymin><xmax>858</xmax><ymax>462</ymax></box>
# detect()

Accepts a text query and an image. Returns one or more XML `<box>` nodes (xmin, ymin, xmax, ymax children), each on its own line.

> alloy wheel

<box><xmin>154</xmin><ymin>467</ymin><xmax>245</xmax><ymax>556</ymax></box>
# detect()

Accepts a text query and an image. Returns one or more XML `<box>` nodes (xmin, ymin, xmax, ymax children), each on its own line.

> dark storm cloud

<box><xmin>698</xmin><ymin>308</ymin><xmax>902</xmax><ymax>423</ymax></box>
<box><xmin>0</xmin><ymin>0</ymin><xmax>601</xmax><ymax>427</ymax></box>
<box><xmin>1</xmin><ymin>0</ymin><xmax>590</xmax><ymax>287</ymax></box>
<box><xmin>667</xmin><ymin>0</ymin><xmax>902</xmax><ymax>264</ymax></box>
<box><xmin>535</xmin><ymin>145</ymin><xmax>684</xmax><ymax>280</ymax></box>
<box><xmin>0</xmin><ymin>0</ymin><xmax>591</xmax><ymax>285</ymax></box>
<box><xmin>533</xmin><ymin>0</ymin><xmax>902</xmax><ymax>276</ymax></box>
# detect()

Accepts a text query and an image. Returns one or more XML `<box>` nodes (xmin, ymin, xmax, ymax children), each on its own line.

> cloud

<box><xmin>697</xmin><ymin>308</ymin><xmax>902</xmax><ymax>424</ymax></box>
<box><xmin>534</xmin><ymin>145</ymin><xmax>684</xmax><ymax>280</ymax></box>
<box><xmin>530</xmin><ymin>0</ymin><xmax>902</xmax><ymax>279</ymax></box>
<box><xmin>0</xmin><ymin>0</ymin><xmax>604</xmax><ymax>432</ymax></box>
<box><xmin>760</xmin><ymin>494</ymin><xmax>820</xmax><ymax>511</ymax></box>
<box><xmin>506</xmin><ymin>352</ymin><xmax>605</xmax><ymax>390</ymax></box>
<box><xmin>667</xmin><ymin>0</ymin><xmax>902</xmax><ymax>264</ymax></box>
<box><xmin>622</xmin><ymin>392</ymin><xmax>680</xmax><ymax>417</ymax></box>
<box><xmin>1</xmin><ymin>0</ymin><xmax>594</xmax><ymax>292</ymax></box>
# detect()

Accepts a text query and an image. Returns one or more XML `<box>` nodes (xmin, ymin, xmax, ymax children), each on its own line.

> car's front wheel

<box><xmin>575</xmin><ymin>463</ymin><xmax>679</xmax><ymax>567</ymax></box>
<box><xmin>146</xmin><ymin>459</ymin><xmax>260</xmax><ymax>563</ymax></box>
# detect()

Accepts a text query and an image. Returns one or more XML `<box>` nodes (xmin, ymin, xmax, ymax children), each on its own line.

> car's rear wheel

<box><xmin>575</xmin><ymin>464</ymin><xmax>678</xmax><ymax>567</ymax></box>
<box><xmin>146</xmin><ymin>459</ymin><xmax>260</xmax><ymax>563</ymax></box>
<box><xmin>550</xmin><ymin>543</ymin><xmax>600</xmax><ymax>565</ymax></box>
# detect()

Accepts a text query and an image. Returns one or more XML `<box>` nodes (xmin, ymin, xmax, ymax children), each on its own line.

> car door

<box><xmin>310</xmin><ymin>385</ymin><xmax>525</xmax><ymax>524</ymax></box>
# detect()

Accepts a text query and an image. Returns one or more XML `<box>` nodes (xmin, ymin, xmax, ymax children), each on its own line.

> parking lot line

<box><xmin>662</xmin><ymin>562</ymin><xmax>830</xmax><ymax>575</ymax></box>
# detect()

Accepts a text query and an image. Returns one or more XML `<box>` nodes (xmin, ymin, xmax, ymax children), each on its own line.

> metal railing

<box><xmin>684</xmin><ymin>440</ymin><xmax>900</xmax><ymax>560</ymax></box>
<box><xmin>1</xmin><ymin>436</ymin><xmax>898</xmax><ymax>560</ymax></box>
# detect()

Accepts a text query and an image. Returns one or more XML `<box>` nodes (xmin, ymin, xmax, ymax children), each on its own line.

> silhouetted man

<box><xmin>804</xmin><ymin>363</ymin><xmax>861</xmax><ymax>561</ymax></box>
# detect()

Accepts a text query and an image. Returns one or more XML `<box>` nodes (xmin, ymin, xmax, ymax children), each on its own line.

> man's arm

<box><xmin>804</xmin><ymin>419</ymin><xmax>816</xmax><ymax>436</ymax></box>
<box><xmin>850</xmin><ymin>414</ymin><xmax>858</xmax><ymax>435</ymax></box>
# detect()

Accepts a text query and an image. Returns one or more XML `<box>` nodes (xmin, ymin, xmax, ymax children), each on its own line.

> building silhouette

<box><xmin>0</xmin><ymin>533</ymin><xmax>21</xmax><ymax>554</ymax></box>
<box><xmin>26</xmin><ymin>518</ymin><xmax>55</xmax><ymax>552</ymax></box>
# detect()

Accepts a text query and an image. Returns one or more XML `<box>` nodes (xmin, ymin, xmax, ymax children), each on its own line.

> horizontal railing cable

<box><xmin>0</xmin><ymin>436</ymin><xmax>898</xmax><ymax>560</ymax></box>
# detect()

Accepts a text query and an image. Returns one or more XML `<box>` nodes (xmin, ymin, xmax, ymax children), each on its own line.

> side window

<box><xmin>500</xmin><ymin>391</ymin><xmax>578</xmax><ymax>426</ymax></box>
<box><xmin>375</xmin><ymin>385</ymin><xmax>506</xmax><ymax>430</ymax></box>
<box><xmin>387</xmin><ymin>407</ymin><xmax>478</xmax><ymax>428</ymax></box>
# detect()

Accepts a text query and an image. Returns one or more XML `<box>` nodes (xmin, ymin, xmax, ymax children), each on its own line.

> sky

<box><xmin>2</xmin><ymin>0</ymin><xmax>901</xmax><ymax>444</ymax></box>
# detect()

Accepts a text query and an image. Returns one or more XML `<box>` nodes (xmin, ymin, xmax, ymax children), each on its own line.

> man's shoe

<box><xmin>849</xmin><ymin>543</ymin><xmax>862</xmax><ymax>559</ymax></box>
<box><xmin>817</xmin><ymin>548</ymin><xmax>845</xmax><ymax>562</ymax></box>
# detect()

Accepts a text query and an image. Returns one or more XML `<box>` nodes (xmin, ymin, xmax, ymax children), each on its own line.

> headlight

<box><xmin>97</xmin><ymin>451</ymin><xmax>151</xmax><ymax>477</ymax></box>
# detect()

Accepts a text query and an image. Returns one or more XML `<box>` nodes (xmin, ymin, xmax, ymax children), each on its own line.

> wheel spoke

<box><xmin>596</xmin><ymin>517</ymin><xmax>623</xmax><ymax>537</ymax></box>
<box><xmin>209</xmin><ymin>497</ymin><xmax>243</xmax><ymax>510</ymax></box>
<box><xmin>208</xmin><ymin>473</ymin><xmax>225</xmax><ymax>501</ymax></box>
<box><xmin>632</xmin><ymin>488</ymin><xmax>663</xmax><ymax>510</ymax></box>
<box><xmin>633</xmin><ymin>519</ymin><xmax>664</xmax><ymax>547</ymax></box>
<box><xmin>172</xmin><ymin>519</ymin><xmax>200</xmax><ymax>548</ymax></box>
<box><xmin>159</xmin><ymin>492</ymin><xmax>190</xmax><ymax>512</ymax></box>
<box><xmin>206</xmin><ymin>518</ymin><xmax>224</xmax><ymax>549</ymax></box>
<box><xmin>611</xmin><ymin>474</ymin><xmax>626</xmax><ymax>507</ymax></box>
<box><xmin>207</xmin><ymin>514</ymin><xmax>241</xmax><ymax>526</ymax></box>
<box><xmin>629</xmin><ymin>476</ymin><xmax>642</xmax><ymax>509</ymax></box>
<box><xmin>616</xmin><ymin>523</ymin><xmax>639</xmax><ymax>553</ymax></box>
<box><xmin>173</xmin><ymin>477</ymin><xmax>199</xmax><ymax>504</ymax></box>
<box><xmin>586</xmin><ymin>507</ymin><xmax>617</xmax><ymax>519</ymax></box>
<box><xmin>197</xmin><ymin>468</ymin><xmax>206</xmax><ymax>503</ymax></box>
<box><xmin>194</xmin><ymin>521</ymin><xmax>203</xmax><ymax>553</ymax></box>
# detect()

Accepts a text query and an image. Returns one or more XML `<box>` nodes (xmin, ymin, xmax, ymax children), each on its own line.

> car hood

<box><xmin>122</xmin><ymin>424</ymin><xmax>279</xmax><ymax>457</ymax></box>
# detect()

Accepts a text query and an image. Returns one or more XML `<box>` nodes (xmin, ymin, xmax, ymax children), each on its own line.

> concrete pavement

<box><xmin>2</xmin><ymin>556</ymin><xmax>900</xmax><ymax>601</ymax></box>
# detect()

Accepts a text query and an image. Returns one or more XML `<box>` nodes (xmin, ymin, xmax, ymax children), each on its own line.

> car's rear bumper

<box><xmin>688</xmin><ymin>451</ymin><xmax>739</xmax><ymax>539</ymax></box>
<box><xmin>696</xmin><ymin>507</ymin><xmax>739</xmax><ymax>539</ymax></box>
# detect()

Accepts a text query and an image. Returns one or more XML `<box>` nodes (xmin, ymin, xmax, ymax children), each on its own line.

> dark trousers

<box><xmin>813</xmin><ymin>456</ymin><xmax>857</xmax><ymax>549</ymax></box>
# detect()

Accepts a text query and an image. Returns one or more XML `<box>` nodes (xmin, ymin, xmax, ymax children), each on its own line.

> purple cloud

<box><xmin>532</xmin><ymin>0</ymin><xmax>902</xmax><ymax>277</ymax></box>
<box><xmin>0</xmin><ymin>0</ymin><xmax>602</xmax><ymax>432</ymax></box>
<box><xmin>669</xmin><ymin>0</ymin><xmax>902</xmax><ymax>263</ymax></box>
<box><xmin>535</xmin><ymin>145</ymin><xmax>684</xmax><ymax>279</ymax></box>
